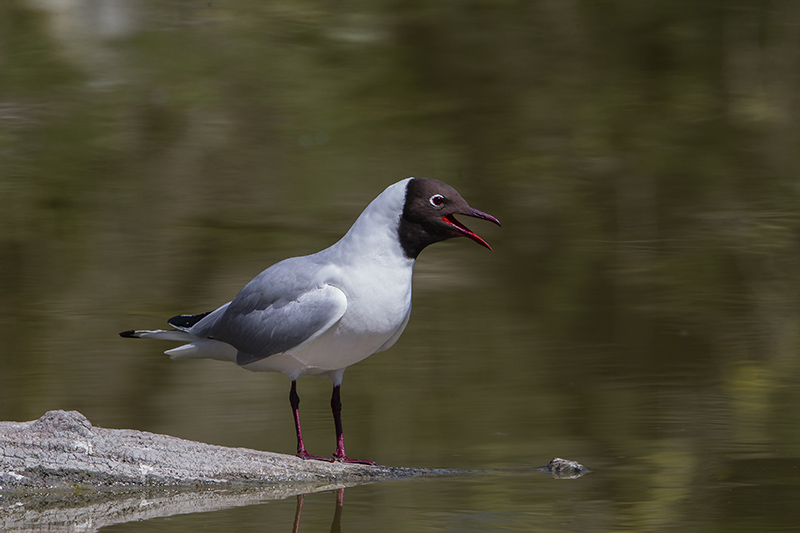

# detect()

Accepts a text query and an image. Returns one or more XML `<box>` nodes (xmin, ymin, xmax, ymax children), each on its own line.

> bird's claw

<box><xmin>296</xmin><ymin>451</ymin><xmax>335</xmax><ymax>462</ymax></box>
<box><xmin>333</xmin><ymin>455</ymin><xmax>378</xmax><ymax>466</ymax></box>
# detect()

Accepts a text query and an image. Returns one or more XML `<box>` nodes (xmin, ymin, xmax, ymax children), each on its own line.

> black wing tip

<box><xmin>119</xmin><ymin>330</ymin><xmax>139</xmax><ymax>338</ymax></box>
<box><xmin>168</xmin><ymin>311</ymin><xmax>212</xmax><ymax>330</ymax></box>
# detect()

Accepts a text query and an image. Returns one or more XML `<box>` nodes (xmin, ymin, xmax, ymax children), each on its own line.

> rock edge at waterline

<box><xmin>0</xmin><ymin>410</ymin><xmax>450</xmax><ymax>491</ymax></box>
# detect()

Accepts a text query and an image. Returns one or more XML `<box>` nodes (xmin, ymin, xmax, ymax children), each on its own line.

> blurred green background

<box><xmin>2</xmin><ymin>1</ymin><xmax>800</xmax><ymax>531</ymax></box>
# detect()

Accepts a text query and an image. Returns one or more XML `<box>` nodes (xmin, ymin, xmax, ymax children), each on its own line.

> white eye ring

<box><xmin>429</xmin><ymin>194</ymin><xmax>445</xmax><ymax>207</ymax></box>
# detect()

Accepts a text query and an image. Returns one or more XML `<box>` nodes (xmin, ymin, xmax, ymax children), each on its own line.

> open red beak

<box><xmin>443</xmin><ymin>207</ymin><xmax>501</xmax><ymax>250</ymax></box>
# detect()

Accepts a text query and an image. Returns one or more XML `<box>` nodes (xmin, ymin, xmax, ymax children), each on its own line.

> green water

<box><xmin>2</xmin><ymin>1</ymin><xmax>800</xmax><ymax>531</ymax></box>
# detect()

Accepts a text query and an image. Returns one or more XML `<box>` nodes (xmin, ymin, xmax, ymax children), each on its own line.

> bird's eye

<box><xmin>429</xmin><ymin>194</ymin><xmax>445</xmax><ymax>207</ymax></box>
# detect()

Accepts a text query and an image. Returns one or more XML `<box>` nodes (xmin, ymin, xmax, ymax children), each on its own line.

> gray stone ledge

<box><xmin>0</xmin><ymin>410</ymin><xmax>451</xmax><ymax>492</ymax></box>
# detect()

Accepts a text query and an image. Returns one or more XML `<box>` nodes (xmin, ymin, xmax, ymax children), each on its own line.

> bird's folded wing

<box><xmin>206</xmin><ymin>284</ymin><xmax>348</xmax><ymax>366</ymax></box>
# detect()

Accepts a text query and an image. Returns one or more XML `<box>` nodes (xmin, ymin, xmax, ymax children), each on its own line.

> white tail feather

<box><xmin>165</xmin><ymin>338</ymin><xmax>237</xmax><ymax>362</ymax></box>
<box><xmin>133</xmin><ymin>329</ymin><xmax>196</xmax><ymax>342</ymax></box>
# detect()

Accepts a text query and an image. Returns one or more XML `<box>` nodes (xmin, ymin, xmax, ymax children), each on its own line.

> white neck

<box><xmin>328</xmin><ymin>178</ymin><xmax>413</xmax><ymax>265</ymax></box>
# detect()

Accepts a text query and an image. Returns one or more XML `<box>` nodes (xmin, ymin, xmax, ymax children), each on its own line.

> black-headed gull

<box><xmin>120</xmin><ymin>177</ymin><xmax>500</xmax><ymax>464</ymax></box>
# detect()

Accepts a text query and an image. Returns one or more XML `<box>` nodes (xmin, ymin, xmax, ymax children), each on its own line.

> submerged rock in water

<box><xmin>540</xmin><ymin>458</ymin><xmax>591</xmax><ymax>479</ymax></box>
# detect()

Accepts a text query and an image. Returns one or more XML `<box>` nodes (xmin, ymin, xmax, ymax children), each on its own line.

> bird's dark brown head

<box><xmin>398</xmin><ymin>177</ymin><xmax>501</xmax><ymax>259</ymax></box>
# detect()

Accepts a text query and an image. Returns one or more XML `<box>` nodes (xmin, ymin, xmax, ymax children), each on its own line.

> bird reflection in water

<box><xmin>293</xmin><ymin>488</ymin><xmax>344</xmax><ymax>533</ymax></box>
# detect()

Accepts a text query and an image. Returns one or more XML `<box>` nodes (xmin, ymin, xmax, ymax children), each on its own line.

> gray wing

<box><xmin>189</xmin><ymin>257</ymin><xmax>347</xmax><ymax>366</ymax></box>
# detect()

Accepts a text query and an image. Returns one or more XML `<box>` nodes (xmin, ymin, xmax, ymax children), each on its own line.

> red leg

<box><xmin>331</xmin><ymin>385</ymin><xmax>377</xmax><ymax>465</ymax></box>
<box><xmin>290</xmin><ymin>380</ymin><xmax>332</xmax><ymax>462</ymax></box>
